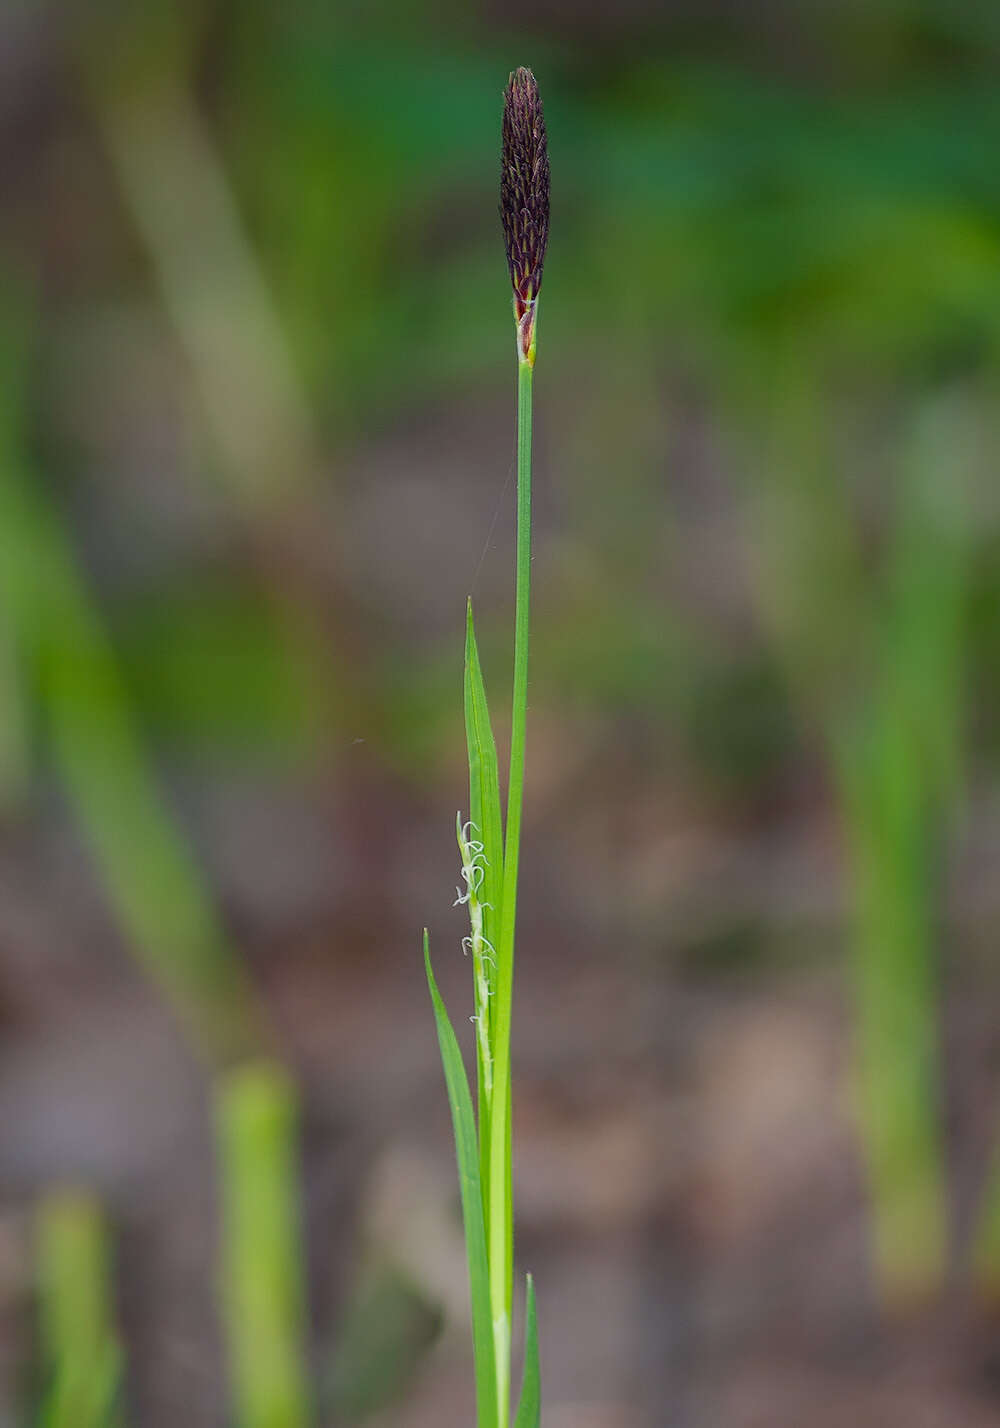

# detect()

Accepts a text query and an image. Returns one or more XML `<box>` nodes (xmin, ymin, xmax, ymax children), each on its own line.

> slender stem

<box><xmin>488</xmin><ymin>355</ymin><xmax>533</xmax><ymax>1425</ymax></box>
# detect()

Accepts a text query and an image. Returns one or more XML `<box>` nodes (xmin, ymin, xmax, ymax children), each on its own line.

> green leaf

<box><xmin>464</xmin><ymin>600</ymin><xmax>505</xmax><ymax>956</ymax></box>
<box><xmin>513</xmin><ymin>1274</ymin><xmax>540</xmax><ymax>1428</ymax></box>
<box><xmin>424</xmin><ymin>932</ymin><xmax>497</xmax><ymax>1428</ymax></box>
<box><xmin>464</xmin><ymin>600</ymin><xmax>505</xmax><ymax>1220</ymax></box>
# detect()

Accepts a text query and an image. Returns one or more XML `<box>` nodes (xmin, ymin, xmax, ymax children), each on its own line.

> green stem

<box><xmin>488</xmin><ymin>356</ymin><xmax>533</xmax><ymax>1425</ymax></box>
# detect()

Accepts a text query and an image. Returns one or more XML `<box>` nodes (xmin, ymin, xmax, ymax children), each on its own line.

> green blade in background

<box><xmin>837</xmin><ymin>717</ymin><xmax>947</xmax><ymax>1307</ymax></box>
<box><xmin>424</xmin><ymin>932</ymin><xmax>497</xmax><ymax>1428</ymax></box>
<box><xmin>36</xmin><ymin>1190</ymin><xmax>125</xmax><ymax>1428</ymax></box>
<box><xmin>215</xmin><ymin>1061</ymin><xmax>312</xmax><ymax>1428</ymax></box>
<box><xmin>0</xmin><ymin>298</ymin><xmax>263</xmax><ymax>1068</ymax></box>
<box><xmin>834</xmin><ymin>394</ymin><xmax>970</xmax><ymax>1310</ymax></box>
<box><xmin>512</xmin><ymin>1274</ymin><xmax>540</xmax><ymax>1428</ymax></box>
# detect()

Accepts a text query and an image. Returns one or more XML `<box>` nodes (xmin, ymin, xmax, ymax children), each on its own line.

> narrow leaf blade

<box><xmin>424</xmin><ymin>932</ymin><xmax>497</xmax><ymax>1428</ymax></box>
<box><xmin>513</xmin><ymin>1274</ymin><xmax>540</xmax><ymax>1428</ymax></box>
<box><xmin>464</xmin><ymin>600</ymin><xmax>504</xmax><ymax>955</ymax></box>
<box><xmin>464</xmin><ymin>601</ymin><xmax>506</xmax><ymax>1227</ymax></box>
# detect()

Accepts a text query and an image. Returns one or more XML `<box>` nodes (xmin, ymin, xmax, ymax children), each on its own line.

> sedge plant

<box><xmin>423</xmin><ymin>68</ymin><xmax>549</xmax><ymax>1428</ymax></box>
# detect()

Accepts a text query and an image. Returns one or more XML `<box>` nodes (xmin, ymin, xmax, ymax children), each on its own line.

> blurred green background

<box><xmin>2</xmin><ymin>1</ymin><xmax>1000</xmax><ymax>1424</ymax></box>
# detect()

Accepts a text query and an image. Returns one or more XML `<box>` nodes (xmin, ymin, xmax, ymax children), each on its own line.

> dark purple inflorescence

<box><xmin>501</xmin><ymin>67</ymin><xmax>549</xmax><ymax>360</ymax></box>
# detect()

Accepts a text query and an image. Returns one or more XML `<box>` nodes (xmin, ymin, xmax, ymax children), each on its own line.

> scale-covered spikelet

<box><xmin>501</xmin><ymin>67</ymin><xmax>550</xmax><ymax>363</ymax></box>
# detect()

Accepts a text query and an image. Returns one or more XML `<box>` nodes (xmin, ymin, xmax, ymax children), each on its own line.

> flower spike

<box><xmin>501</xmin><ymin>67</ymin><xmax>550</xmax><ymax>365</ymax></box>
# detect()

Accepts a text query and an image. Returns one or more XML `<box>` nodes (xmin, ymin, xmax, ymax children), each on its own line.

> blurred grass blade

<box><xmin>86</xmin><ymin>52</ymin><xmax>347</xmax><ymax>755</ymax></box>
<box><xmin>90</xmin><ymin>68</ymin><xmax>314</xmax><ymax>510</ymax></box>
<box><xmin>0</xmin><ymin>301</ymin><xmax>262</xmax><ymax>1066</ymax></box>
<box><xmin>42</xmin><ymin>578</ymin><xmax>264</xmax><ymax>1064</ymax></box>
<box><xmin>835</xmin><ymin>394</ymin><xmax>969</xmax><ymax>1309</ymax></box>
<box><xmin>215</xmin><ymin>1061</ymin><xmax>312</xmax><ymax>1428</ymax></box>
<box><xmin>512</xmin><ymin>1274</ymin><xmax>540</xmax><ymax>1428</ymax></box>
<box><xmin>424</xmin><ymin>932</ymin><xmax>497</xmax><ymax>1428</ymax></box>
<box><xmin>837</xmin><ymin>720</ymin><xmax>947</xmax><ymax>1306</ymax></box>
<box><xmin>36</xmin><ymin>1190</ymin><xmax>124</xmax><ymax>1428</ymax></box>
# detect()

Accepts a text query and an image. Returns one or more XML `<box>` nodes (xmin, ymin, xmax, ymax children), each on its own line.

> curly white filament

<box><xmin>456</xmin><ymin>812</ymin><xmax>494</xmax><ymax>1098</ymax></box>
